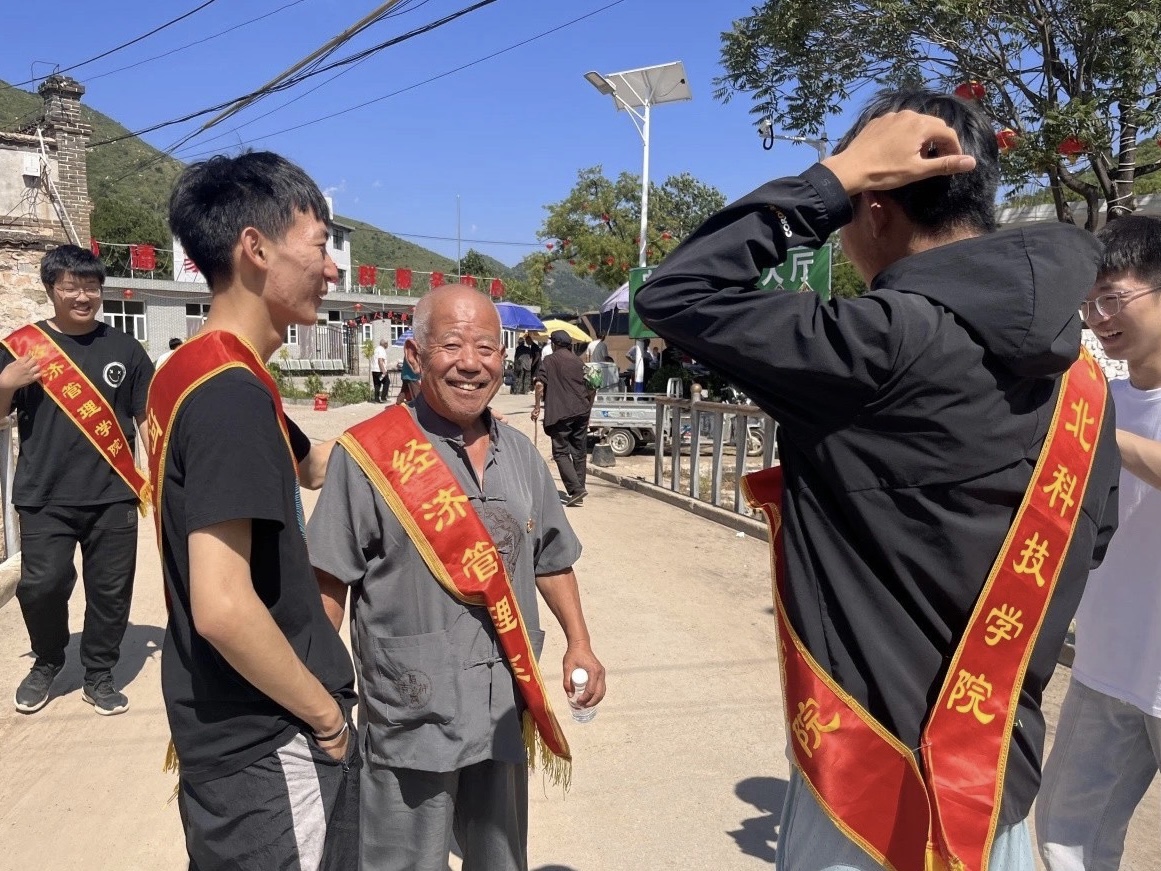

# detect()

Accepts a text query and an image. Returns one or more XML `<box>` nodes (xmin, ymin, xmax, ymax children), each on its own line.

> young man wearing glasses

<box><xmin>0</xmin><ymin>244</ymin><xmax>153</xmax><ymax>716</ymax></box>
<box><xmin>1037</xmin><ymin>214</ymin><xmax>1161</xmax><ymax>870</ymax></box>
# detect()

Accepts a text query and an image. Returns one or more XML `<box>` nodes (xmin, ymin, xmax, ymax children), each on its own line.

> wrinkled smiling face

<box><xmin>1083</xmin><ymin>271</ymin><xmax>1161</xmax><ymax>370</ymax></box>
<box><xmin>408</xmin><ymin>293</ymin><xmax>505</xmax><ymax>429</ymax></box>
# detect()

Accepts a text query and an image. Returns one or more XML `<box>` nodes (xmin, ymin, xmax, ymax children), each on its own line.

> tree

<box><xmin>458</xmin><ymin>248</ymin><xmax>491</xmax><ymax>280</ymax></box>
<box><xmin>715</xmin><ymin>1</ymin><xmax>1161</xmax><ymax>229</ymax></box>
<box><xmin>538</xmin><ymin>167</ymin><xmax>726</xmax><ymax>289</ymax></box>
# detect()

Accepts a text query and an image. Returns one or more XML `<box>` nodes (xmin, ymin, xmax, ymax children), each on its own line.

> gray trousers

<box><xmin>361</xmin><ymin>758</ymin><xmax>528</xmax><ymax>871</ymax></box>
<box><xmin>1036</xmin><ymin>678</ymin><xmax>1161</xmax><ymax>871</ymax></box>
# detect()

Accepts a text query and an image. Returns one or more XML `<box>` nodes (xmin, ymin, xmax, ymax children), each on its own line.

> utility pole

<box><xmin>456</xmin><ymin>194</ymin><xmax>462</xmax><ymax>280</ymax></box>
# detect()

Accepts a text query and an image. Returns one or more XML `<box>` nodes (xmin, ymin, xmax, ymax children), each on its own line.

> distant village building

<box><xmin>0</xmin><ymin>76</ymin><xmax>92</xmax><ymax>336</ymax></box>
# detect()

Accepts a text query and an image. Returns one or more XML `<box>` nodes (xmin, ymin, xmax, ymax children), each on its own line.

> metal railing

<box><xmin>1</xmin><ymin>417</ymin><xmax>16</xmax><ymax>561</ymax></box>
<box><xmin>653</xmin><ymin>397</ymin><xmax>778</xmax><ymax>514</ymax></box>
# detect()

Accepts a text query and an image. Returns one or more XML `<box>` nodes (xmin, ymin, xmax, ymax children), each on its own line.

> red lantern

<box><xmin>546</xmin><ymin>242</ymin><xmax>554</xmax><ymax>250</ymax></box>
<box><xmin>605</xmin><ymin>256</ymin><xmax>615</xmax><ymax>265</ymax></box>
<box><xmin>1057</xmin><ymin>135</ymin><xmax>1085</xmax><ymax>160</ymax></box>
<box><xmin>954</xmin><ymin>80</ymin><xmax>985</xmax><ymax>101</ymax></box>
<box><xmin>563</xmin><ymin>238</ymin><xmax>571</xmax><ymax>246</ymax></box>
<box><xmin>354</xmin><ymin>303</ymin><xmax>363</xmax><ymax>311</ymax></box>
<box><xmin>661</xmin><ymin>231</ymin><xmax>672</xmax><ymax>240</ymax></box>
<box><xmin>122</xmin><ymin>288</ymin><xmax>133</xmax><ymax>300</ymax></box>
<box><xmin>601</xmin><ymin>213</ymin><xmax>610</xmax><ymax>222</ymax></box>
<box><xmin>996</xmin><ymin>128</ymin><xmax>1018</xmax><ymax>152</ymax></box>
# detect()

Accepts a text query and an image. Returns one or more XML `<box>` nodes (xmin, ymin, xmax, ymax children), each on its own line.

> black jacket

<box><xmin>636</xmin><ymin>165</ymin><xmax>1119</xmax><ymax>823</ymax></box>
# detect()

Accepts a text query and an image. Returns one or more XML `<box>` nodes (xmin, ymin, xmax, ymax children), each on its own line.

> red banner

<box><xmin>462</xmin><ymin>275</ymin><xmax>477</xmax><ymax>288</ymax></box>
<box><xmin>490</xmin><ymin>278</ymin><xmax>504</xmax><ymax>299</ymax></box>
<box><xmin>90</xmin><ymin>238</ymin><xmax>100</xmax><ymax>257</ymax></box>
<box><xmin>431</xmin><ymin>271</ymin><xmax>444</xmax><ymax>289</ymax></box>
<box><xmin>396</xmin><ymin>268</ymin><xmax>412</xmax><ymax>291</ymax></box>
<box><xmin>358</xmin><ymin>264</ymin><xmax>377</xmax><ymax>287</ymax></box>
<box><xmin>129</xmin><ymin>244</ymin><xmax>156</xmax><ymax>271</ymax></box>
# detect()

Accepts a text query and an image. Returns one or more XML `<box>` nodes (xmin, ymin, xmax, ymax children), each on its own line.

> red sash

<box><xmin>742</xmin><ymin>349</ymin><xmax>1106</xmax><ymax>871</ymax></box>
<box><xmin>338</xmin><ymin>406</ymin><xmax>572</xmax><ymax>785</ymax></box>
<box><xmin>146</xmin><ymin>330</ymin><xmax>295</xmax><ymax>542</ymax></box>
<box><xmin>1</xmin><ymin>324</ymin><xmax>150</xmax><ymax>512</ymax></box>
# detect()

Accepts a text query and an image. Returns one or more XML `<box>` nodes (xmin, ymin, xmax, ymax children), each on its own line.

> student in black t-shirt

<box><xmin>0</xmin><ymin>244</ymin><xmax>153</xmax><ymax>717</ymax></box>
<box><xmin>158</xmin><ymin>152</ymin><xmax>358</xmax><ymax>869</ymax></box>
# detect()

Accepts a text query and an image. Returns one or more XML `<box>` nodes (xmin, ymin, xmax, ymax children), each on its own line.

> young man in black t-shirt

<box><xmin>0</xmin><ymin>245</ymin><xmax>153</xmax><ymax>716</ymax></box>
<box><xmin>158</xmin><ymin>151</ymin><xmax>357</xmax><ymax>870</ymax></box>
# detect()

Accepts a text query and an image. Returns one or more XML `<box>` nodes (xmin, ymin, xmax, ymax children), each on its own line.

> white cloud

<box><xmin>470</xmin><ymin>224</ymin><xmax>478</xmax><ymax>233</ymax></box>
<box><xmin>371</xmin><ymin>179</ymin><xmax>382</xmax><ymax>189</ymax></box>
<box><xmin>323</xmin><ymin>179</ymin><xmax>347</xmax><ymax>197</ymax></box>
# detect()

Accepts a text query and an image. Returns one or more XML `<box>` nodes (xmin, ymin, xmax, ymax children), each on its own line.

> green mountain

<box><xmin>0</xmin><ymin>79</ymin><xmax>607</xmax><ymax>309</ymax></box>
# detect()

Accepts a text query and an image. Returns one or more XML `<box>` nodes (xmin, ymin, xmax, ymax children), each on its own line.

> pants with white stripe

<box><xmin>179</xmin><ymin>731</ymin><xmax>361</xmax><ymax>871</ymax></box>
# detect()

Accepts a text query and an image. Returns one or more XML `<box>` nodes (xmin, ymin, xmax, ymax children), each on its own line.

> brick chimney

<box><xmin>38</xmin><ymin>75</ymin><xmax>91</xmax><ymax>243</ymax></box>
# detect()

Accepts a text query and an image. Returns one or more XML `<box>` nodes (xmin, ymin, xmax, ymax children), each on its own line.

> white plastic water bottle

<box><xmin>569</xmin><ymin>667</ymin><xmax>597</xmax><ymax>723</ymax></box>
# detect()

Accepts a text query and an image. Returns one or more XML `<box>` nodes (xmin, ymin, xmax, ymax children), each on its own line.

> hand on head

<box><xmin>822</xmin><ymin>110</ymin><xmax>977</xmax><ymax>196</ymax></box>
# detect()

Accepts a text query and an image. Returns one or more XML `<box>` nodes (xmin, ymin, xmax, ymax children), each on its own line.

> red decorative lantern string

<box><xmin>1057</xmin><ymin>135</ymin><xmax>1085</xmax><ymax>162</ymax></box>
<box><xmin>996</xmin><ymin>128</ymin><xmax>1018</xmax><ymax>152</ymax></box>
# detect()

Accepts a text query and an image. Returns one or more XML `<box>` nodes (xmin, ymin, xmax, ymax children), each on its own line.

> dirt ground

<box><xmin>0</xmin><ymin>388</ymin><xmax>1154</xmax><ymax>869</ymax></box>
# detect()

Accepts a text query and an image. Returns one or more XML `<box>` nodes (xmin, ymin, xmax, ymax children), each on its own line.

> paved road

<box><xmin>0</xmin><ymin>390</ymin><xmax>1154</xmax><ymax>869</ymax></box>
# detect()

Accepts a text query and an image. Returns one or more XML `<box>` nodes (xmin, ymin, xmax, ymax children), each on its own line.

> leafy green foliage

<box><xmin>304</xmin><ymin>373</ymin><xmax>325</xmax><ymax>396</ymax></box>
<box><xmin>715</xmin><ymin>0</ymin><xmax>1161</xmax><ymax>228</ymax></box>
<box><xmin>328</xmin><ymin>378</ymin><xmax>373</xmax><ymax>405</ymax></box>
<box><xmin>537</xmin><ymin>167</ymin><xmax>727</xmax><ymax>289</ymax></box>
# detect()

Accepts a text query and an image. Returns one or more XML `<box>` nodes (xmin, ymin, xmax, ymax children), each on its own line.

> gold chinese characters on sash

<box><xmin>743</xmin><ymin>347</ymin><xmax>1106</xmax><ymax>871</ymax></box>
<box><xmin>2</xmin><ymin>324</ymin><xmax>150</xmax><ymax>512</ymax></box>
<box><xmin>339</xmin><ymin>406</ymin><xmax>572</xmax><ymax>786</ymax></box>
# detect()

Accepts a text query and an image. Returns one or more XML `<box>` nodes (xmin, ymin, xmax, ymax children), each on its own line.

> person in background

<box><xmin>157</xmin><ymin>336</ymin><xmax>183</xmax><ymax>367</ymax></box>
<box><xmin>533</xmin><ymin>330</ymin><xmax>596</xmax><ymax>507</ymax></box>
<box><xmin>1037</xmin><ymin>214</ymin><xmax>1161</xmax><ymax>871</ymax></box>
<box><xmin>395</xmin><ymin>356</ymin><xmax>420</xmax><ymax>404</ymax></box>
<box><xmin>0</xmin><ymin>244</ymin><xmax>153</xmax><ymax>717</ymax></box>
<box><xmin>372</xmin><ymin>338</ymin><xmax>390</xmax><ymax>403</ymax></box>
<box><xmin>512</xmin><ymin>334</ymin><xmax>534</xmax><ymax>394</ymax></box>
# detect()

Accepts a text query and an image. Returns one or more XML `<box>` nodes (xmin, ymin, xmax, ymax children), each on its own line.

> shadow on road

<box><xmin>729</xmin><ymin>775</ymin><xmax>788</xmax><ymax>863</ymax></box>
<box><xmin>24</xmin><ymin>621</ymin><xmax>165</xmax><ymax>697</ymax></box>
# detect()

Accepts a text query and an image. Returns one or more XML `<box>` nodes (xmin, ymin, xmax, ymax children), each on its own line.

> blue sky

<box><xmin>4</xmin><ymin>0</ymin><xmax>863</xmax><ymax>267</ymax></box>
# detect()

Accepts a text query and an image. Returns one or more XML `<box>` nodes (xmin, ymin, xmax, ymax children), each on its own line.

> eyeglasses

<box><xmin>1080</xmin><ymin>286</ymin><xmax>1161</xmax><ymax>321</ymax></box>
<box><xmin>54</xmin><ymin>285</ymin><xmax>102</xmax><ymax>299</ymax></box>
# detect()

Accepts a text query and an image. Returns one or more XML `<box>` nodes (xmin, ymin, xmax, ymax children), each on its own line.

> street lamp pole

<box><xmin>585</xmin><ymin>63</ymin><xmax>691</xmax><ymax>392</ymax></box>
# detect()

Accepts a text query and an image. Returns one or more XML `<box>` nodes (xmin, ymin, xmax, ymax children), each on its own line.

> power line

<box><xmin>81</xmin><ymin>0</ymin><xmax>312</xmax><ymax>85</ymax></box>
<box><xmin>174</xmin><ymin>0</ymin><xmax>628</xmax><ymax>158</ymax></box>
<box><xmin>3</xmin><ymin>0</ymin><xmax>221</xmax><ymax>92</ymax></box>
<box><xmin>377</xmin><ymin>231</ymin><xmax>541</xmax><ymax>247</ymax></box>
<box><xmin>100</xmin><ymin>0</ymin><xmax>627</xmax><ymax>186</ymax></box>
<box><xmin>88</xmin><ymin>0</ymin><xmax>501</xmax><ymax>150</ymax></box>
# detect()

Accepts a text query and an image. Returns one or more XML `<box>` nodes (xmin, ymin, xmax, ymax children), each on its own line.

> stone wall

<box><xmin>0</xmin><ymin>244</ymin><xmax>52</xmax><ymax>336</ymax></box>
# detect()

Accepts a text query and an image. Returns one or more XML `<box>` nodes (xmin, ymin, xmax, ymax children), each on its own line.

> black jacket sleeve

<box><xmin>636</xmin><ymin>165</ymin><xmax>920</xmax><ymax>433</ymax></box>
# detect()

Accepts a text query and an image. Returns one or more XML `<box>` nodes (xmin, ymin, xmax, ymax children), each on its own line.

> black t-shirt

<box><xmin>1</xmin><ymin>321</ymin><xmax>153</xmax><ymax>507</ymax></box>
<box><xmin>158</xmin><ymin>368</ymin><xmax>355</xmax><ymax>782</ymax></box>
<box><xmin>535</xmin><ymin>349</ymin><xmax>592</xmax><ymax>426</ymax></box>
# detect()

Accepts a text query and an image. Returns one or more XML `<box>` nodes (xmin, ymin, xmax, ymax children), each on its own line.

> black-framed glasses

<box><xmin>1080</xmin><ymin>286</ymin><xmax>1161</xmax><ymax>321</ymax></box>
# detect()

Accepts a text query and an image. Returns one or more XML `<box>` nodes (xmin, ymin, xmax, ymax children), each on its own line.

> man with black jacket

<box><xmin>637</xmin><ymin>91</ymin><xmax>1119</xmax><ymax>869</ymax></box>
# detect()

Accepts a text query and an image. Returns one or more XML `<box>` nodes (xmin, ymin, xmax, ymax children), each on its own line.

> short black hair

<box><xmin>168</xmin><ymin>337</ymin><xmax>183</xmax><ymax>350</ymax></box>
<box><xmin>168</xmin><ymin>151</ymin><xmax>329</xmax><ymax>290</ymax></box>
<box><xmin>834</xmin><ymin>89</ymin><xmax>1000</xmax><ymax>236</ymax></box>
<box><xmin>1096</xmin><ymin>215</ymin><xmax>1161</xmax><ymax>285</ymax></box>
<box><xmin>41</xmin><ymin>244</ymin><xmax>105</xmax><ymax>289</ymax></box>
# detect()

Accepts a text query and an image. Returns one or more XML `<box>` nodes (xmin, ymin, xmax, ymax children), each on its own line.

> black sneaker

<box><xmin>14</xmin><ymin>663</ymin><xmax>62</xmax><ymax>714</ymax></box>
<box><xmin>564</xmin><ymin>489</ymin><xmax>588</xmax><ymax>507</ymax></box>
<box><xmin>82</xmin><ymin>673</ymin><xmax>129</xmax><ymax>716</ymax></box>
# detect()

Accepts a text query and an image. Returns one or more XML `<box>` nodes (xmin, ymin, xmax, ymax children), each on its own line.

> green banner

<box><xmin>627</xmin><ymin>243</ymin><xmax>833</xmax><ymax>339</ymax></box>
<box><xmin>757</xmin><ymin>242</ymin><xmax>832</xmax><ymax>301</ymax></box>
<box><xmin>628</xmin><ymin>266</ymin><xmax>658</xmax><ymax>340</ymax></box>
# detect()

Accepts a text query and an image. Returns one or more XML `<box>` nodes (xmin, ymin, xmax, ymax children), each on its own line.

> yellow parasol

<box><xmin>537</xmin><ymin>319</ymin><xmax>592</xmax><ymax>342</ymax></box>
